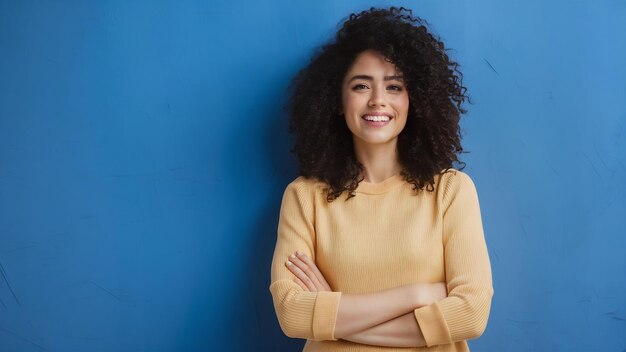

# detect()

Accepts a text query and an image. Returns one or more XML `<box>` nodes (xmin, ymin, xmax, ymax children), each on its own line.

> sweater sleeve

<box><xmin>414</xmin><ymin>171</ymin><xmax>494</xmax><ymax>346</ymax></box>
<box><xmin>269</xmin><ymin>179</ymin><xmax>342</xmax><ymax>341</ymax></box>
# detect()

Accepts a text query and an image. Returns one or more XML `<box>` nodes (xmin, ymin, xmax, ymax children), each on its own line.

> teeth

<box><xmin>363</xmin><ymin>115</ymin><xmax>390</xmax><ymax>122</ymax></box>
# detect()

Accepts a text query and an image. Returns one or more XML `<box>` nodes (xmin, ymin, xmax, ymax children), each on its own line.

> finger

<box><xmin>292</xmin><ymin>277</ymin><xmax>308</xmax><ymax>291</ymax></box>
<box><xmin>285</xmin><ymin>261</ymin><xmax>316</xmax><ymax>291</ymax></box>
<box><xmin>295</xmin><ymin>252</ymin><xmax>329</xmax><ymax>290</ymax></box>
<box><xmin>296</xmin><ymin>252</ymin><xmax>331</xmax><ymax>290</ymax></box>
<box><xmin>288</xmin><ymin>254</ymin><xmax>322</xmax><ymax>290</ymax></box>
<box><xmin>296</xmin><ymin>251</ymin><xmax>331</xmax><ymax>290</ymax></box>
<box><xmin>288</xmin><ymin>253</ymin><xmax>324</xmax><ymax>290</ymax></box>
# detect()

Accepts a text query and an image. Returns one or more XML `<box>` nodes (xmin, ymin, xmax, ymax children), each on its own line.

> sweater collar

<box><xmin>355</xmin><ymin>174</ymin><xmax>405</xmax><ymax>194</ymax></box>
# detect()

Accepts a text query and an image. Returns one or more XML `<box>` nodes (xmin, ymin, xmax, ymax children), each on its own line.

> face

<box><xmin>341</xmin><ymin>49</ymin><xmax>409</xmax><ymax>149</ymax></box>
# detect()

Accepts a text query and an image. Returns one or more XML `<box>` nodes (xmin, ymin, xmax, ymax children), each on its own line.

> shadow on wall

<box><xmin>247</xmin><ymin>92</ymin><xmax>304</xmax><ymax>351</ymax></box>
<box><xmin>225</xmin><ymin>73</ymin><xmax>304</xmax><ymax>351</ymax></box>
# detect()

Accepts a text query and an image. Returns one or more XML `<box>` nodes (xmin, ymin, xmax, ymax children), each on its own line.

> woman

<box><xmin>269</xmin><ymin>7</ymin><xmax>493</xmax><ymax>351</ymax></box>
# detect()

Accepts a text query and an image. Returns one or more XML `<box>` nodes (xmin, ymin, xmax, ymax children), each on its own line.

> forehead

<box><xmin>346</xmin><ymin>50</ymin><xmax>401</xmax><ymax>76</ymax></box>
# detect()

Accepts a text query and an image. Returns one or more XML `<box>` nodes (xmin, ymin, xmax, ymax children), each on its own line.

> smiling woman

<box><xmin>269</xmin><ymin>7</ymin><xmax>493</xmax><ymax>352</ymax></box>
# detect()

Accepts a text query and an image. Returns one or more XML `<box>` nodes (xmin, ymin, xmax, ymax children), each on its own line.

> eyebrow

<box><xmin>347</xmin><ymin>74</ymin><xmax>405</xmax><ymax>83</ymax></box>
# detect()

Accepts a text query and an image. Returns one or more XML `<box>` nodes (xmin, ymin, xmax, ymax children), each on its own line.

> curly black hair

<box><xmin>287</xmin><ymin>7</ymin><xmax>468</xmax><ymax>201</ymax></box>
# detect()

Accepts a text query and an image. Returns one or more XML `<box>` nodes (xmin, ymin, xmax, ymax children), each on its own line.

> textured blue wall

<box><xmin>1</xmin><ymin>1</ymin><xmax>625</xmax><ymax>351</ymax></box>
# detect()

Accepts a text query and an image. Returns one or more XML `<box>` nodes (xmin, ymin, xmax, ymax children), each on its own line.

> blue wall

<box><xmin>1</xmin><ymin>1</ymin><xmax>625</xmax><ymax>351</ymax></box>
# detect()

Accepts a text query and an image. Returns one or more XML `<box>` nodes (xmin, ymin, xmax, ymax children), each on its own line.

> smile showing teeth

<box><xmin>363</xmin><ymin>115</ymin><xmax>391</xmax><ymax>122</ymax></box>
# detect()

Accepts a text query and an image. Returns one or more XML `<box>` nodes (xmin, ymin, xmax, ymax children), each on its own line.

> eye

<box><xmin>352</xmin><ymin>84</ymin><xmax>369</xmax><ymax>90</ymax></box>
<box><xmin>387</xmin><ymin>85</ymin><xmax>404</xmax><ymax>91</ymax></box>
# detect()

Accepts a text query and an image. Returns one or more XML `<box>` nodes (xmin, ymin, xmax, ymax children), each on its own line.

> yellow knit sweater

<box><xmin>269</xmin><ymin>169</ymin><xmax>493</xmax><ymax>351</ymax></box>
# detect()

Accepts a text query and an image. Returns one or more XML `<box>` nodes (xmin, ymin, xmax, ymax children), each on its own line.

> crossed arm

<box><xmin>285</xmin><ymin>250</ymin><xmax>447</xmax><ymax>347</ymax></box>
<box><xmin>271</xmin><ymin>174</ymin><xmax>493</xmax><ymax>348</ymax></box>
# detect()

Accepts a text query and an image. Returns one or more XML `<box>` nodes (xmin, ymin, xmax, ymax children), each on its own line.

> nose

<box><xmin>368</xmin><ymin>85</ymin><xmax>386</xmax><ymax>107</ymax></box>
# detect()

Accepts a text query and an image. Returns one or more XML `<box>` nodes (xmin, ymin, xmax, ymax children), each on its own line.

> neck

<box><xmin>353</xmin><ymin>139</ymin><xmax>402</xmax><ymax>183</ymax></box>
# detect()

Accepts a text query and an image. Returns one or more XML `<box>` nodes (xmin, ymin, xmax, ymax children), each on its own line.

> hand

<box><xmin>285</xmin><ymin>251</ymin><xmax>332</xmax><ymax>292</ymax></box>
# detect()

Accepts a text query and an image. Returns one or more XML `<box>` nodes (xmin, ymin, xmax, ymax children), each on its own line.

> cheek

<box><xmin>342</xmin><ymin>94</ymin><xmax>365</xmax><ymax>116</ymax></box>
<box><xmin>341</xmin><ymin>92</ymin><xmax>352</xmax><ymax>113</ymax></box>
<box><xmin>390</xmin><ymin>95</ymin><xmax>409</xmax><ymax>115</ymax></box>
<box><xmin>399</xmin><ymin>94</ymin><xmax>410</xmax><ymax>112</ymax></box>
<box><xmin>395</xmin><ymin>95</ymin><xmax>410</xmax><ymax>128</ymax></box>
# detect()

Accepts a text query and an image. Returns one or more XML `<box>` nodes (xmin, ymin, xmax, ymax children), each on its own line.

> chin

<box><xmin>355</xmin><ymin>135</ymin><xmax>398</xmax><ymax>146</ymax></box>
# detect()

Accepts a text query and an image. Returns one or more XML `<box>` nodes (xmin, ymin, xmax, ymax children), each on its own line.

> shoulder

<box><xmin>437</xmin><ymin>168</ymin><xmax>476</xmax><ymax>188</ymax></box>
<box><xmin>436</xmin><ymin>169</ymin><xmax>479</xmax><ymax>205</ymax></box>
<box><xmin>281</xmin><ymin>176</ymin><xmax>327</xmax><ymax>205</ymax></box>
<box><xmin>284</xmin><ymin>176</ymin><xmax>326</xmax><ymax>194</ymax></box>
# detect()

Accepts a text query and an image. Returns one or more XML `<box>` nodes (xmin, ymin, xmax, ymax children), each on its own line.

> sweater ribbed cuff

<box><xmin>414</xmin><ymin>302</ymin><xmax>452</xmax><ymax>346</ymax></box>
<box><xmin>312</xmin><ymin>291</ymin><xmax>342</xmax><ymax>341</ymax></box>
